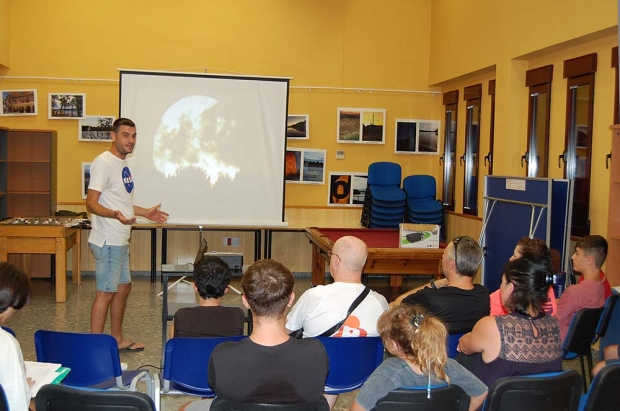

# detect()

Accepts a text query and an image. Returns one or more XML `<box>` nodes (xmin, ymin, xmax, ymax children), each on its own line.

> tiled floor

<box><xmin>7</xmin><ymin>272</ymin><xmax>591</xmax><ymax>411</ymax></box>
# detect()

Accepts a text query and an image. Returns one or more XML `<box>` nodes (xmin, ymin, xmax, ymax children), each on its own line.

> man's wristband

<box><xmin>429</xmin><ymin>280</ymin><xmax>437</xmax><ymax>289</ymax></box>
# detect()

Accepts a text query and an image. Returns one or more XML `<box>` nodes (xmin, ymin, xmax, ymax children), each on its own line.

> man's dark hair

<box><xmin>576</xmin><ymin>235</ymin><xmax>608</xmax><ymax>268</ymax></box>
<box><xmin>0</xmin><ymin>262</ymin><xmax>31</xmax><ymax>313</ymax></box>
<box><xmin>112</xmin><ymin>117</ymin><xmax>136</xmax><ymax>134</ymax></box>
<box><xmin>193</xmin><ymin>255</ymin><xmax>232</xmax><ymax>300</ymax></box>
<box><xmin>242</xmin><ymin>259</ymin><xmax>294</xmax><ymax>318</ymax></box>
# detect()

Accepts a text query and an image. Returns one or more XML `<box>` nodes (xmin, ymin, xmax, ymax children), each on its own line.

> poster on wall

<box><xmin>327</xmin><ymin>172</ymin><xmax>368</xmax><ymax>206</ymax></box>
<box><xmin>0</xmin><ymin>90</ymin><xmax>37</xmax><ymax>116</ymax></box>
<box><xmin>286</xmin><ymin>114</ymin><xmax>309</xmax><ymax>139</ymax></box>
<box><xmin>285</xmin><ymin>148</ymin><xmax>326</xmax><ymax>184</ymax></box>
<box><xmin>337</xmin><ymin>108</ymin><xmax>385</xmax><ymax>144</ymax></box>
<box><xmin>79</xmin><ymin>116</ymin><xmax>116</xmax><ymax>141</ymax></box>
<box><xmin>48</xmin><ymin>93</ymin><xmax>86</xmax><ymax>119</ymax></box>
<box><xmin>394</xmin><ymin>119</ymin><xmax>440</xmax><ymax>154</ymax></box>
<box><xmin>81</xmin><ymin>162</ymin><xmax>91</xmax><ymax>199</ymax></box>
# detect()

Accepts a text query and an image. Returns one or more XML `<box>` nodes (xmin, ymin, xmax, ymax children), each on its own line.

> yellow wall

<box><xmin>1</xmin><ymin>0</ymin><xmax>442</xmax><ymax>215</ymax></box>
<box><xmin>429</xmin><ymin>0</ymin><xmax>618</xmax><ymax>239</ymax></box>
<box><xmin>0</xmin><ymin>0</ymin><xmax>9</xmax><ymax>68</ymax></box>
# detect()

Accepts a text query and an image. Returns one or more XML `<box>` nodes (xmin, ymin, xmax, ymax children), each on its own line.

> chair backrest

<box><xmin>595</xmin><ymin>294</ymin><xmax>618</xmax><ymax>339</ymax></box>
<box><xmin>403</xmin><ymin>175</ymin><xmax>437</xmax><ymax>199</ymax></box>
<box><xmin>581</xmin><ymin>362</ymin><xmax>620</xmax><ymax>411</ymax></box>
<box><xmin>210</xmin><ymin>397</ymin><xmax>330</xmax><ymax>411</ymax></box>
<box><xmin>368</xmin><ymin>162</ymin><xmax>401</xmax><ymax>187</ymax></box>
<box><xmin>35</xmin><ymin>384</ymin><xmax>155</xmax><ymax>411</ymax></box>
<box><xmin>0</xmin><ymin>326</ymin><xmax>15</xmax><ymax>337</ymax></box>
<box><xmin>375</xmin><ymin>385</ymin><xmax>470</xmax><ymax>411</ymax></box>
<box><xmin>481</xmin><ymin>371</ymin><xmax>582</xmax><ymax>411</ymax></box>
<box><xmin>0</xmin><ymin>383</ymin><xmax>9</xmax><ymax>411</ymax></box>
<box><xmin>315</xmin><ymin>336</ymin><xmax>384</xmax><ymax>393</ymax></box>
<box><xmin>163</xmin><ymin>336</ymin><xmax>247</xmax><ymax>395</ymax></box>
<box><xmin>446</xmin><ymin>333</ymin><xmax>464</xmax><ymax>359</ymax></box>
<box><xmin>562</xmin><ymin>307</ymin><xmax>605</xmax><ymax>355</ymax></box>
<box><xmin>34</xmin><ymin>330</ymin><xmax>123</xmax><ymax>387</ymax></box>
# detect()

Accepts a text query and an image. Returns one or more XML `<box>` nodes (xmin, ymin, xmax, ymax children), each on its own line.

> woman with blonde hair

<box><xmin>349</xmin><ymin>305</ymin><xmax>487</xmax><ymax>411</ymax></box>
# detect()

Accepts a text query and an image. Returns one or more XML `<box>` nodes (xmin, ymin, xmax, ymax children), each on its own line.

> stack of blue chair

<box><xmin>403</xmin><ymin>175</ymin><xmax>443</xmax><ymax>225</ymax></box>
<box><xmin>361</xmin><ymin>162</ymin><xmax>406</xmax><ymax>228</ymax></box>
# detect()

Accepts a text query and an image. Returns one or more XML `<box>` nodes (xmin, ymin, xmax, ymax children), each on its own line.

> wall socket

<box><xmin>222</xmin><ymin>237</ymin><xmax>240</xmax><ymax>247</ymax></box>
<box><xmin>336</xmin><ymin>150</ymin><xmax>345</xmax><ymax>159</ymax></box>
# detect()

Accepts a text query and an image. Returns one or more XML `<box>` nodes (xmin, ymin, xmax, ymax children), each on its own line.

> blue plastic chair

<box><xmin>1</xmin><ymin>326</ymin><xmax>15</xmax><ymax>337</ymax></box>
<box><xmin>375</xmin><ymin>384</ymin><xmax>469</xmax><ymax>411</ymax></box>
<box><xmin>0</xmin><ymin>383</ymin><xmax>8</xmax><ymax>411</ymax></box>
<box><xmin>35</xmin><ymin>384</ymin><xmax>156</xmax><ymax>411</ymax></box>
<box><xmin>154</xmin><ymin>336</ymin><xmax>247</xmax><ymax>410</ymax></box>
<box><xmin>562</xmin><ymin>307</ymin><xmax>605</xmax><ymax>392</ymax></box>
<box><xmin>403</xmin><ymin>175</ymin><xmax>443</xmax><ymax>214</ymax></box>
<box><xmin>446</xmin><ymin>333</ymin><xmax>464</xmax><ymax>359</ymax></box>
<box><xmin>593</xmin><ymin>294</ymin><xmax>620</xmax><ymax>360</ymax></box>
<box><xmin>34</xmin><ymin>330</ymin><xmax>153</xmax><ymax>394</ymax></box>
<box><xmin>315</xmin><ymin>336</ymin><xmax>384</xmax><ymax>394</ymax></box>
<box><xmin>579</xmin><ymin>362</ymin><xmax>620</xmax><ymax>411</ymax></box>
<box><xmin>481</xmin><ymin>371</ymin><xmax>582</xmax><ymax>411</ymax></box>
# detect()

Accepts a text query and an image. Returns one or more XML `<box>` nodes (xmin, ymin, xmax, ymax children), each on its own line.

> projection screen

<box><xmin>119</xmin><ymin>70</ymin><xmax>289</xmax><ymax>225</ymax></box>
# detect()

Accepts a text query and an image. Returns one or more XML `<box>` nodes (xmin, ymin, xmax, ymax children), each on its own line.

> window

<box><xmin>485</xmin><ymin>80</ymin><xmax>496</xmax><ymax>175</ymax></box>
<box><xmin>562</xmin><ymin>53</ymin><xmax>597</xmax><ymax>237</ymax></box>
<box><xmin>441</xmin><ymin>90</ymin><xmax>459</xmax><ymax>211</ymax></box>
<box><xmin>524</xmin><ymin>65</ymin><xmax>553</xmax><ymax>177</ymax></box>
<box><xmin>462</xmin><ymin>84</ymin><xmax>481</xmax><ymax>216</ymax></box>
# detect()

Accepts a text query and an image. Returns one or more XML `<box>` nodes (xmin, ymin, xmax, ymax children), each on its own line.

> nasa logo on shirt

<box><xmin>122</xmin><ymin>167</ymin><xmax>134</xmax><ymax>193</ymax></box>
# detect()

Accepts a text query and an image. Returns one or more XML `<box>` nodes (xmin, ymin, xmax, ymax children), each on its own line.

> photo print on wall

<box><xmin>337</xmin><ymin>108</ymin><xmax>386</xmax><ymax>144</ymax></box>
<box><xmin>286</xmin><ymin>114</ymin><xmax>309</xmax><ymax>139</ymax></box>
<box><xmin>394</xmin><ymin>119</ymin><xmax>441</xmax><ymax>154</ymax></box>
<box><xmin>81</xmin><ymin>162</ymin><xmax>91</xmax><ymax>199</ymax></box>
<box><xmin>327</xmin><ymin>172</ymin><xmax>368</xmax><ymax>206</ymax></box>
<box><xmin>48</xmin><ymin>93</ymin><xmax>86</xmax><ymax>119</ymax></box>
<box><xmin>0</xmin><ymin>90</ymin><xmax>37</xmax><ymax>116</ymax></box>
<box><xmin>285</xmin><ymin>148</ymin><xmax>326</xmax><ymax>184</ymax></box>
<box><xmin>79</xmin><ymin>116</ymin><xmax>116</xmax><ymax>141</ymax></box>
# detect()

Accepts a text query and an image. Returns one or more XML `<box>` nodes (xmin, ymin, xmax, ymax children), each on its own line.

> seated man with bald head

<box><xmin>286</xmin><ymin>235</ymin><xmax>389</xmax><ymax>338</ymax></box>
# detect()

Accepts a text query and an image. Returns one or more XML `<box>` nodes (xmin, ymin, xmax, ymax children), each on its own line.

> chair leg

<box><xmin>580</xmin><ymin>355</ymin><xmax>587</xmax><ymax>393</ymax></box>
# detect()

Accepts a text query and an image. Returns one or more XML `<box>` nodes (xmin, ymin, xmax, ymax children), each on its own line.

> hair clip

<box><xmin>410</xmin><ymin>313</ymin><xmax>425</xmax><ymax>328</ymax></box>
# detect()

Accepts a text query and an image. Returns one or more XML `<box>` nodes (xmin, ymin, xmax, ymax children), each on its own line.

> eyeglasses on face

<box><xmin>327</xmin><ymin>251</ymin><xmax>341</xmax><ymax>262</ymax></box>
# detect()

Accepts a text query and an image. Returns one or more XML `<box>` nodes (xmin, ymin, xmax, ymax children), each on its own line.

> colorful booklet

<box><xmin>24</xmin><ymin>361</ymin><xmax>71</xmax><ymax>397</ymax></box>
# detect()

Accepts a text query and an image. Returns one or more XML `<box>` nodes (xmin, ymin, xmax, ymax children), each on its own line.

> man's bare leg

<box><xmin>91</xmin><ymin>291</ymin><xmax>116</xmax><ymax>333</ymax></box>
<box><xmin>110</xmin><ymin>282</ymin><xmax>143</xmax><ymax>349</ymax></box>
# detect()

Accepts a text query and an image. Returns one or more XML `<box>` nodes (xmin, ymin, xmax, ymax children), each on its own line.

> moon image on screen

<box><xmin>153</xmin><ymin>95</ymin><xmax>239</xmax><ymax>186</ymax></box>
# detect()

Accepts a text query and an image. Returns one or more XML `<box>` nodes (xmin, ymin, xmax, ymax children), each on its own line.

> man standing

<box><xmin>86</xmin><ymin>118</ymin><xmax>168</xmax><ymax>351</ymax></box>
<box><xmin>286</xmin><ymin>235</ymin><xmax>388</xmax><ymax>338</ymax></box>
<box><xmin>392</xmin><ymin>236</ymin><xmax>489</xmax><ymax>334</ymax></box>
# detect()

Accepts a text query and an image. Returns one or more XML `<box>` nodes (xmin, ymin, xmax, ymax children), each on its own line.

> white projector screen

<box><xmin>119</xmin><ymin>70</ymin><xmax>289</xmax><ymax>225</ymax></box>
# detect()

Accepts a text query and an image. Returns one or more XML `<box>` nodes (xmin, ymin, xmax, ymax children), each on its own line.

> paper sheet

<box><xmin>24</xmin><ymin>361</ymin><xmax>68</xmax><ymax>397</ymax></box>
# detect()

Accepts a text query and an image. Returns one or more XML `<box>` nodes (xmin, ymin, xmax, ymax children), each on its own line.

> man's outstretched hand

<box><xmin>144</xmin><ymin>204</ymin><xmax>169</xmax><ymax>223</ymax></box>
<box><xmin>114</xmin><ymin>210</ymin><xmax>137</xmax><ymax>225</ymax></box>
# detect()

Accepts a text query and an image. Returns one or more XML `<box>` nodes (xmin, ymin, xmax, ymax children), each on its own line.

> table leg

<box><xmin>72</xmin><ymin>229</ymin><xmax>81</xmax><ymax>285</ymax></box>
<box><xmin>311</xmin><ymin>245</ymin><xmax>326</xmax><ymax>286</ymax></box>
<box><xmin>389</xmin><ymin>274</ymin><xmax>404</xmax><ymax>288</ymax></box>
<box><xmin>55</xmin><ymin>238</ymin><xmax>67</xmax><ymax>303</ymax></box>
<box><xmin>0</xmin><ymin>237</ymin><xmax>6</xmax><ymax>262</ymax></box>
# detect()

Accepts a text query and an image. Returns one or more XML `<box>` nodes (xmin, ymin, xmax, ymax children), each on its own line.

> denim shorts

<box><xmin>89</xmin><ymin>242</ymin><xmax>131</xmax><ymax>292</ymax></box>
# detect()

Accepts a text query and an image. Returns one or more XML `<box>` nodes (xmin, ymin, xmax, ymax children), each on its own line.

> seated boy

<box><xmin>556</xmin><ymin>235</ymin><xmax>608</xmax><ymax>341</ymax></box>
<box><xmin>171</xmin><ymin>255</ymin><xmax>245</xmax><ymax>338</ymax></box>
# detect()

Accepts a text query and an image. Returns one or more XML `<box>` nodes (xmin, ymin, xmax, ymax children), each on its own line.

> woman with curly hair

<box><xmin>349</xmin><ymin>305</ymin><xmax>487</xmax><ymax>411</ymax></box>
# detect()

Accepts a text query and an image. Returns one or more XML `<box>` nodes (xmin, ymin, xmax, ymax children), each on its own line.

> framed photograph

<box><xmin>79</xmin><ymin>116</ymin><xmax>116</xmax><ymax>141</ymax></box>
<box><xmin>327</xmin><ymin>172</ymin><xmax>368</xmax><ymax>206</ymax></box>
<box><xmin>337</xmin><ymin>108</ymin><xmax>385</xmax><ymax>144</ymax></box>
<box><xmin>395</xmin><ymin>119</ymin><xmax>440</xmax><ymax>154</ymax></box>
<box><xmin>1</xmin><ymin>90</ymin><xmax>37</xmax><ymax>116</ymax></box>
<box><xmin>286</xmin><ymin>114</ymin><xmax>309</xmax><ymax>139</ymax></box>
<box><xmin>48</xmin><ymin>93</ymin><xmax>86</xmax><ymax>119</ymax></box>
<box><xmin>285</xmin><ymin>148</ymin><xmax>326</xmax><ymax>184</ymax></box>
<box><xmin>81</xmin><ymin>162</ymin><xmax>91</xmax><ymax>199</ymax></box>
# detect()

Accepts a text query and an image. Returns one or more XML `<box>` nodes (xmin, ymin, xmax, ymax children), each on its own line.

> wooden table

<box><xmin>305</xmin><ymin>227</ymin><xmax>444</xmax><ymax>288</ymax></box>
<box><xmin>0</xmin><ymin>223</ymin><xmax>81</xmax><ymax>302</ymax></box>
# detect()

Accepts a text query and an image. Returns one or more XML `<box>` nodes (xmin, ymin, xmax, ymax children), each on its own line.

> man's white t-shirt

<box><xmin>286</xmin><ymin>282</ymin><xmax>388</xmax><ymax>338</ymax></box>
<box><xmin>0</xmin><ymin>328</ymin><xmax>31</xmax><ymax>411</ymax></box>
<box><xmin>87</xmin><ymin>151</ymin><xmax>135</xmax><ymax>247</ymax></box>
